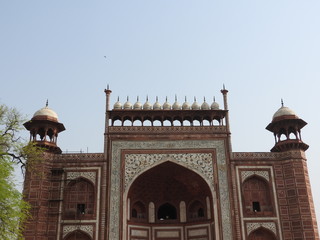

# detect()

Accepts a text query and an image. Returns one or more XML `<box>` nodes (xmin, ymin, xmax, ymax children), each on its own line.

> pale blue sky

<box><xmin>1</xmin><ymin>1</ymin><xmax>320</xmax><ymax>224</ymax></box>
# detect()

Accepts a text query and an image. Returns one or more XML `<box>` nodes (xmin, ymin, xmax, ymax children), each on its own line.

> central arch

<box><xmin>125</xmin><ymin>161</ymin><xmax>216</xmax><ymax>240</ymax></box>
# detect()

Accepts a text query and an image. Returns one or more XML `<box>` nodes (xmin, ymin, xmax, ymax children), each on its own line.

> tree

<box><xmin>0</xmin><ymin>103</ymin><xmax>43</xmax><ymax>240</ymax></box>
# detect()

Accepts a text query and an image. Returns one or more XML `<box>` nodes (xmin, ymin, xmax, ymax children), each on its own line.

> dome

<box><xmin>113</xmin><ymin>97</ymin><xmax>122</xmax><ymax>109</ymax></box>
<box><xmin>33</xmin><ymin>106</ymin><xmax>58</xmax><ymax>120</ymax></box>
<box><xmin>143</xmin><ymin>96</ymin><xmax>152</xmax><ymax>110</ymax></box>
<box><xmin>163</xmin><ymin>97</ymin><xmax>171</xmax><ymax>110</ymax></box>
<box><xmin>211</xmin><ymin>98</ymin><xmax>219</xmax><ymax>110</ymax></box>
<box><xmin>172</xmin><ymin>96</ymin><xmax>181</xmax><ymax>110</ymax></box>
<box><xmin>133</xmin><ymin>97</ymin><xmax>142</xmax><ymax>110</ymax></box>
<box><xmin>182</xmin><ymin>97</ymin><xmax>190</xmax><ymax>110</ymax></box>
<box><xmin>273</xmin><ymin>106</ymin><xmax>297</xmax><ymax>119</ymax></box>
<box><xmin>123</xmin><ymin>97</ymin><xmax>132</xmax><ymax>109</ymax></box>
<box><xmin>191</xmin><ymin>97</ymin><xmax>200</xmax><ymax>110</ymax></box>
<box><xmin>201</xmin><ymin>98</ymin><xmax>210</xmax><ymax>110</ymax></box>
<box><xmin>153</xmin><ymin>97</ymin><xmax>162</xmax><ymax>110</ymax></box>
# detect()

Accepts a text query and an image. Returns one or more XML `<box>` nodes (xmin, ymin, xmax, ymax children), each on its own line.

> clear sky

<box><xmin>1</xmin><ymin>0</ymin><xmax>320</xmax><ymax>226</ymax></box>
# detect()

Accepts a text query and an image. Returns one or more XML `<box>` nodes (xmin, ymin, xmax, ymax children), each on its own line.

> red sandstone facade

<box><xmin>23</xmin><ymin>88</ymin><xmax>319</xmax><ymax>240</ymax></box>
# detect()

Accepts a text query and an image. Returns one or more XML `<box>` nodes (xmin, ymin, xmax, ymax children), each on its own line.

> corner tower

<box><xmin>24</xmin><ymin>102</ymin><xmax>65</xmax><ymax>153</ymax></box>
<box><xmin>266</xmin><ymin>102</ymin><xmax>308</xmax><ymax>152</ymax></box>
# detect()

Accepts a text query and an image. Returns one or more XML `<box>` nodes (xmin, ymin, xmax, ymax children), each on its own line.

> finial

<box><xmin>175</xmin><ymin>94</ymin><xmax>177</xmax><ymax>101</ymax></box>
<box><xmin>223</xmin><ymin>84</ymin><xmax>226</xmax><ymax>90</ymax></box>
<box><xmin>204</xmin><ymin>97</ymin><xmax>206</xmax><ymax>102</ymax></box>
<box><xmin>156</xmin><ymin>96</ymin><xmax>158</xmax><ymax>101</ymax></box>
<box><xmin>185</xmin><ymin>96</ymin><xmax>187</xmax><ymax>101</ymax></box>
<box><xmin>127</xmin><ymin>96</ymin><xmax>129</xmax><ymax>101</ymax></box>
<box><xmin>213</xmin><ymin>96</ymin><xmax>216</xmax><ymax>102</ymax></box>
<box><xmin>46</xmin><ymin>99</ymin><xmax>48</xmax><ymax>107</ymax></box>
<box><xmin>146</xmin><ymin>95</ymin><xmax>149</xmax><ymax>101</ymax></box>
<box><xmin>107</xmin><ymin>84</ymin><xmax>110</xmax><ymax>90</ymax></box>
<box><xmin>194</xmin><ymin>96</ymin><xmax>196</xmax><ymax>102</ymax></box>
<box><xmin>117</xmin><ymin>96</ymin><xmax>120</xmax><ymax>101</ymax></box>
<box><xmin>281</xmin><ymin>98</ymin><xmax>284</xmax><ymax>107</ymax></box>
<box><xmin>166</xmin><ymin>96</ymin><xmax>168</xmax><ymax>101</ymax></box>
<box><xmin>137</xmin><ymin>96</ymin><xmax>139</xmax><ymax>101</ymax></box>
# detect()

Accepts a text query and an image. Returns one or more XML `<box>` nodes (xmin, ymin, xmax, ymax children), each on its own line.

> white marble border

<box><xmin>108</xmin><ymin>140</ymin><xmax>233</xmax><ymax>240</ymax></box>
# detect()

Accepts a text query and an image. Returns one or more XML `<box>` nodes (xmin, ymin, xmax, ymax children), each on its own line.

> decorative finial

<box><xmin>146</xmin><ymin>95</ymin><xmax>149</xmax><ymax>101</ymax></box>
<box><xmin>127</xmin><ymin>96</ymin><xmax>129</xmax><ymax>101</ymax></box>
<box><xmin>194</xmin><ymin>96</ymin><xmax>196</xmax><ymax>102</ymax></box>
<box><xmin>185</xmin><ymin>96</ymin><xmax>187</xmax><ymax>101</ymax></box>
<box><xmin>156</xmin><ymin>96</ymin><xmax>158</xmax><ymax>101</ymax></box>
<box><xmin>223</xmin><ymin>84</ymin><xmax>226</xmax><ymax>90</ymax></box>
<box><xmin>46</xmin><ymin>99</ymin><xmax>48</xmax><ymax>107</ymax></box>
<box><xmin>137</xmin><ymin>96</ymin><xmax>139</xmax><ymax>101</ymax></box>
<box><xmin>107</xmin><ymin>84</ymin><xmax>109</xmax><ymax>90</ymax></box>
<box><xmin>213</xmin><ymin>96</ymin><xmax>216</xmax><ymax>102</ymax></box>
<box><xmin>166</xmin><ymin>96</ymin><xmax>168</xmax><ymax>101</ymax></box>
<box><xmin>204</xmin><ymin>97</ymin><xmax>206</xmax><ymax>102</ymax></box>
<box><xmin>117</xmin><ymin>96</ymin><xmax>120</xmax><ymax>101</ymax></box>
<box><xmin>281</xmin><ymin>98</ymin><xmax>284</xmax><ymax>107</ymax></box>
<box><xmin>175</xmin><ymin>94</ymin><xmax>177</xmax><ymax>101</ymax></box>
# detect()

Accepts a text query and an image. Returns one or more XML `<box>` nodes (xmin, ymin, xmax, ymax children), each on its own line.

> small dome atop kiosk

<box><xmin>113</xmin><ymin>97</ymin><xmax>122</xmax><ymax>109</ymax></box>
<box><xmin>163</xmin><ymin>97</ymin><xmax>171</xmax><ymax>110</ymax></box>
<box><xmin>33</xmin><ymin>101</ymin><xmax>58</xmax><ymax>120</ymax></box>
<box><xmin>272</xmin><ymin>106</ymin><xmax>297</xmax><ymax>120</ymax></box>
<box><xmin>153</xmin><ymin>97</ymin><xmax>162</xmax><ymax>110</ymax></box>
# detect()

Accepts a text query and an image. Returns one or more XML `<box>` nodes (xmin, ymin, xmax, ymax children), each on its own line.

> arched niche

<box><xmin>63</xmin><ymin>178</ymin><xmax>95</xmax><ymax>219</ymax></box>
<box><xmin>127</xmin><ymin>161</ymin><xmax>213</xmax><ymax>224</ymax></box>
<box><xmin>248</xmin><ymin>227</ymin><xmax>277</xmax><ymax>240</ymax></box>
<box><xmin>242</xmin><ymin>176</ymin><xmax>273</xmax><ymax>216</ymax></box>
<box><xmin>64</xmin><ymin>230</ymin><xmax>92</xmax><ymax>240</ymax></box>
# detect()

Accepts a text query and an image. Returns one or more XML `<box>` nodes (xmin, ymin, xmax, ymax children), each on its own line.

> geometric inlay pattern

<box><xmin>66</xmin><ymin>171</ymin><xmax>96</xmax><ymax>185</ymax></box>
<box><xmin>246</xmin><ymin>222</ymin><xmax>277</xmax><ymax>236</ymax></box>
<box><xmin>109</xmin><ymin>140</ymin><xmax>233</xmax><ymax>240</ymax></box>
<box><xmin>241</xmin><ymin>171</ymin><xmax>269</xmax><ymax>183</ymax></box>
<box><xmin>62</xmin><ymin>225</ymin><xmax>94</xmax><ymax>238</ymax></box>
<box><xmin>125</xmin><ymin>153</ymin><xmax>213</xmax><ymax>190</ymax></box>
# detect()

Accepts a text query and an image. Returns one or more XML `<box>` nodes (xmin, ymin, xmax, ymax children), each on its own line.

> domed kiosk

<box><xmin>266</xmin><ymin>101</ymin><xmax>308</xmax><ymax>152</ymax></box>
<box><xmin>24</xmin><ymin>102</ymin><xmax>65</xmax><ymax>154</ymax></box>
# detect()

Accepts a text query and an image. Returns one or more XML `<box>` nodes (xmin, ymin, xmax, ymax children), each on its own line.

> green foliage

<box><xmin>0</xmin><ymin>104</ymin><xmax>42</xmax><ymax>239</ymax></box>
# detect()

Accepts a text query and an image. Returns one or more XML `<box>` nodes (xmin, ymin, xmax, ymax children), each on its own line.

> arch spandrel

<box><xmin>124</xmin><ymin>153</ymin><xmax>214</xmax><ymax>193</ymax></box>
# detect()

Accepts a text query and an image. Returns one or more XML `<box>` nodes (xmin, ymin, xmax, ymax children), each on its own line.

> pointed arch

<box><xmin>248</xmin><ymin>227</ymin><xmax>277</xmax><ymax>240</ymax></box>
<box><xmin>64</xmin><ymin>230</ymin><xmax>92</xmax><ymax>240</ymax></box>
<box><xmin>63</xmin><ymin>178</ymin><xmax>95</xmax><ymax>219</ymax></box>
<box><xmin>242</xmin><ymin>176</ymin><xmax>273</xmax><ymax>216</ymax></box>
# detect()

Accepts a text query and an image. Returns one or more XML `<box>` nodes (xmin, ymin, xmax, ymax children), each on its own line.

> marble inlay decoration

<box><xmin>109</xmin><ymin>140</ymin><xmax>233</xmax><ymax>240</ymax></box>
<box><xmin>66</xmin><ymin>171</ymin><xmax>96</xmax><ymax>184</ymax></box>
<box><xmin>246</xmin><ymin>222</ymin><xmax>277</xmax><ymax>236</ymax></box>
<box><xmin>63</xmin><ymin>225</ymin><xmax>93</xmax><ymax>238</ymax></box>
<box><xmin>241</xmin><ymin>171</ymin><xmax>269</xmax><ymax>183</ymax></box>
<box><xmin>124</xmin><ymin>153</ymin><xmax>213</xmax><ymax>190</ymax></box>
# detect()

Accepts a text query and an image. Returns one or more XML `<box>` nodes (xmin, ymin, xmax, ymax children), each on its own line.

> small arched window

<box><xmin>242</xmin><ymin>176</ymin><xmax>273</xmax><ymax>216</ymax></box>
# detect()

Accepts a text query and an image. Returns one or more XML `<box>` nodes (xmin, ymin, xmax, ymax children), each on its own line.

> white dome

<box><xmin>134</xmin><ymin>100</ymin><xmax>142</xmax><ymax>110</ymax></box>
<box><xmin>143</xmin><ymin>97</ymin><xmax>152</xmax><ymax>110</ymax></box>
<box><xmin>201</xmin><ymin>98</ymin><xmax>210</xmax><ymax>110</ymax></box>
<box><xmin>33</xmin><ymin>106</ymin><xmax>58</xmax><ymax>119</ymax></box>
<box><xmin>211</xmin><ymin>101</ymin><xmax>219</xmax><ymax>110</ymax></box>
<box><xmin>123</xmin><ymin>97</ymin><xmax>132</xmax><ymax>109</ymax></box>
<box><xmin>273</xmin><ymin>106</ymin><xmax>296</xmax><ymax>119</ymax></box>
<box><xmin>182</xmin><ymin>97</ymin><xmax>190</xmax><ymax>110</ymax></box>
<box><xmin>153</xmin><ymin>97</ymin><xmax>162</xmax><ymax>110</ymax></box>
<box><xmin>113</xmin><ymin>97</ymin><xmax>122</xmax><ymax>109</ymax></box>
<box><xmin>172</xmin><ymin>96</ymin><xmax>181</xmax><ymax>110</ymax></box>
<box><xmin>163</xmin><ymin>97</ymin><xmax>171</xmax><ymax>110</ymax></box>
<box><xmin>191</xmin><ymin>98</ymin><xmax>200</xmax><ymax>110</ymax></box>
